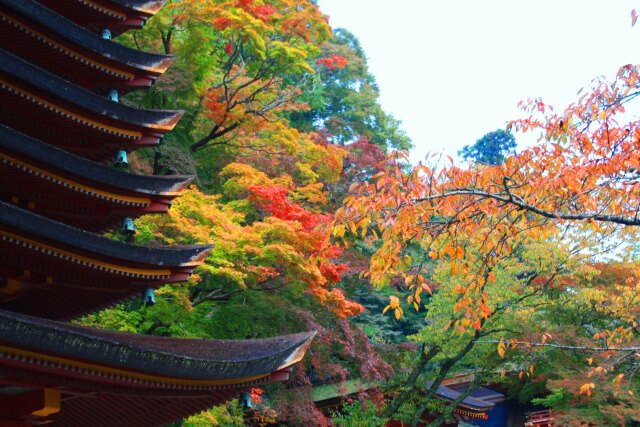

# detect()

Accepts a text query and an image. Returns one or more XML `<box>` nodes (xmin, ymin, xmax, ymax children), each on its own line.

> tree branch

<box><xmin>415</xmin><ymin>189</ymin><xmax>640</xmax><ymax>226</ymax></box>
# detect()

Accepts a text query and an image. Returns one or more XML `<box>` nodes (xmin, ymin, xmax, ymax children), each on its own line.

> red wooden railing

<box><xmin>525</xmin><ymin>409</ymin><xmax>554</xmax><ymax>427</ymax></box>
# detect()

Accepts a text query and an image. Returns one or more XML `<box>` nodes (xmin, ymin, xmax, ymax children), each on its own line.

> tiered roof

<box><xmin>0</xmin><ymin>201</ymin><xmax>211</xmax><ymax>319</ymax></box>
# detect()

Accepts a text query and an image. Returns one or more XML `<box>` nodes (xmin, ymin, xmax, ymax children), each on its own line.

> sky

<box><xmin>316</xmin><ymin>1</ymin><xmax>640</xmax><ymax>163</ymax></box>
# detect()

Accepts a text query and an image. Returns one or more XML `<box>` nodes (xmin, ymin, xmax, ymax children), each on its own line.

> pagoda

<box><xmin>0</xmin><ymin>0</ymin><xmax>314</xmax><ymax>425</ymax></box>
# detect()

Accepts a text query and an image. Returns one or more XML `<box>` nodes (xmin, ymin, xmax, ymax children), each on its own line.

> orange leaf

<box><xmin>579</xmin><ymin>383</ymin><xmax>595</xmax><ymax>397</ymax></box>
<box><xmin>487</xmin><ymin>272</ymin><xmax>496</xmax><ymax>284</ymax></box>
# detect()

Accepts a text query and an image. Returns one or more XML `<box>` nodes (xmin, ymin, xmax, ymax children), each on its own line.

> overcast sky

<box><xmin>316</xmin><ymin>1</ymin><xmax>640</xmax><ymax>162</ymax></box>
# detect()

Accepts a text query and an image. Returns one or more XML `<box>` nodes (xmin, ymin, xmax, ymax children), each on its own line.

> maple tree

<box><xmin>334</xmin><ymin>63</ymin><xmax>640</xmax><ymax>423</ymax></box>
<box><xmin>174</xmin><ymin>0</ymin><xmax>334</xmax><ymax>152</ymax></box>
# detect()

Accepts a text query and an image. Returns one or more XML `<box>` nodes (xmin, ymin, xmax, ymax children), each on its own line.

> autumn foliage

<box><xmin>335</xmin><ymin>62</ymin><xmax>640</xmax><ymax>422</ymax></box>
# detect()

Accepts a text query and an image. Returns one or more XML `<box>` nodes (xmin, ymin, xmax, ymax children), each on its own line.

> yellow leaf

<box><xmin>579</xmin><ymin>383</ymin><xmax>595</xmax><ymax>397</ymax></box>
<box><xmin>348</xmin><ymin>221</ymin><xmax>358</xmax><ymax>235</ymax></box>
<box><xmin>389</xmin><ymin>295</ymin><xmax>400</xmax><ymax>309</ymax></box>
<box><xmin>497</xmin><ymin>339</ymin><xmax>506</xmax><ymax>358</ymax></box>
<box><xmin>360</xmin><ymin>218</ymin><xmax>370</xmax><ymax>238</ymax></box>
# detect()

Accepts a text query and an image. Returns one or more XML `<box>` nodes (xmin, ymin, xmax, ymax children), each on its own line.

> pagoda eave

<box><xmin>0</xmin><ymin>205</ymin><xmax>212</xmax><ymax>267</ymax></box>
<box><xmin>0</xmin><ymin>202</ymin><xmax>211</xmax><ymax>319</ymax></box>
<box><xmin>0</xmin><ymin>49</ymin><xmax>183</xmax><ymax>161</ymax></box>
<box><xmin>0</xmin><ymin>311</ymin><xmax>315</xmax><ymax>381</ymax></box>
<box><xmin>36</xmin><ymin>0</ymin><xmax>166</xmax><ymax>36</ymax></box>
<box><xmin>0</xmin><ymin>310</ymin><xmax>314</xmax><ymax>425</ymax></box>
<box><xmin>0</xmin><ymin>0</ymin><xmax>174</xmax><ymax>93</ymax></box>
<box><xmin>0</xmin><ymin>125</ymin><xmax>193</xmax><ymax>231</ymax></box>
<box><xmin>111</xmin><ymin>0</ymin><xmax>166</xmax><ymax>15</ymax></box>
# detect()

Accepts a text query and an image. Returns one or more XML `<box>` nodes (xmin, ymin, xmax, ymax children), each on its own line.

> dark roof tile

<box><xmin>0</xmin><ymin>49</ymin><xmax>182</xmax><ymax>129</ymax></box>
<box><xmin>0</xmin><ymin>125</ymin><xmax>193</xmax><ymax>196</ymax></box>
<box><xmin>0</xmin><ymin>201</ymin><xmax>211</xmax><ymax>266</ymax></box>
<box><xmin>2</xmin><ymin>0</ymin><xmax>173</xmax><ymax>73</ymax></box>
<box><xmin>0</xmin><ymin>310</ymin><xmax>315</xmax><ymax>380</ymax></box>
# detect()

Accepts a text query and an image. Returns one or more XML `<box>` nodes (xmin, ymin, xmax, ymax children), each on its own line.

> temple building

<box><xmin>0</xmin><ymin>0</ymin><xmax>314</xmax><ymax>425</ymax></box>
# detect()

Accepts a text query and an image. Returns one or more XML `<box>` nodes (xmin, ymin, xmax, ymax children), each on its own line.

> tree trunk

<box><xmin>383</xmin><ymin>344</ymin><xmax>440</xmax><ymax>419</ymax></box>
<box><xmin>410</xmin><ymin>333</ymin><xmax>481</xmax><ymax>426</ymax></box>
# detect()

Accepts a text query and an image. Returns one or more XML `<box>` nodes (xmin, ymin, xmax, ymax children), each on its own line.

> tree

<box><xmin>119</xmin><ymin>0</ymin><xmax>336</xmax><ymax>155</ymax></box>
<box><xmin>458</xmin><ymin>128</ymin><xmax>516</xmax><ymax>165</ymax></box>
<box><xmin>289</xmin><ymin>29</ymin><xmax>412</xmax><ymax>150</ymax></box>
<box><xmin>90</xmin><ymin>2</ymin><xmax>428</xmax><ymax>425</ymax></box>
<box><xmin>335</xmin><ymin>63</ymin><xmax>640</xmax><ymax>424</ymax></box>
<box><xmin>179</xmin><ymin>0</ymin><xmax>334</xmax><ymax>152</ymax></box>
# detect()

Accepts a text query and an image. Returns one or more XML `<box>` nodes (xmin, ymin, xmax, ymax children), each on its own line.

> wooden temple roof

<box><xmin>35</xmin><ymin>0</ymin><xmax>166</xmax><ymax>36</ymax></box>
<box><xmin>425</xmin><ymin>380</ymin><xmax>504</xmax><ymax>412</ymax></box>
<box><xmin>1</xmin><ymin>311</ymin><xmax>314</xmax><ymax>381</ymax></box>
<box><xmin>0</xmin><ymin>202</ymin><xmax>209</xmax><ymax>267</ymax></box>
<box><xmin>0</xmin><ymin>0</ymin><xmax>174</xmax><ymax>94</ymax></box>
<box><xmin>0</xmin><ymin>125</ymin><xmax>193</xmax><ymax>232</ymax></box>
<box><xmin>0</xmin><ymin>202</ymin><xmax>211</xmax><ymax>319</ymax></box>
<box><xmin>0</xmin><ymin>49</ymin><xmax>182</xmax><ymax>162</ymax></box>
<box><xmin>0</xmin><ymin>310</ymin><xmax>315</xmax><ymax>426</ymax></box>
